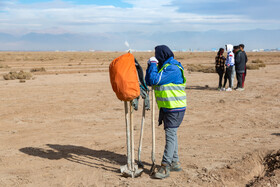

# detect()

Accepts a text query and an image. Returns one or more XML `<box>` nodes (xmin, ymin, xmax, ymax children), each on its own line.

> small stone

<box><xmin>202</xmin><ymin>167</ymin><xmax>208</xmax><ymax>172</ymax></box>
<box><xmin>226</xmin><ymin>165</ymin><xmax>232</xmax><ymax>169</ymax></box>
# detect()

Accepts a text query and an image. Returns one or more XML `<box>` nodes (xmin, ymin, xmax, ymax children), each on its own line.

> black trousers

<box><xmin>223</xmin><ymin>66</ymin><xmax>232</xmax><ymax>88</ymax></box>
<box><xmin>216</xmin><ymin>68</ymin><xmax>224</xmax><ymax>88</ymax></box>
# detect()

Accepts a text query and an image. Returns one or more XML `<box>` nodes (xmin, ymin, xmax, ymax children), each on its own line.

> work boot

<box><xmin>170</xmin><ymin>162</ymin><xmax>182</xmax><ymax>172</ymax></box>
<box><xmin>154</xmin><ymin>163</ymin><xmax>170</xmax><ymax>179</ymax></box>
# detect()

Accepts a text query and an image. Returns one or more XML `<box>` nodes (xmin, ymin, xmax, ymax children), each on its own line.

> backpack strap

<box><xmin>131</xmin><ymin>58</ymin><xmax>150</xmax><ymax>110</ymax></box>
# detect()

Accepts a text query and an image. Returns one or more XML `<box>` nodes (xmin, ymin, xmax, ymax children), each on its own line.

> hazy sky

<box><xmin>1</xmin><ymin>0</ymin><xmax>280</xmax><ymax>35</ymax></box>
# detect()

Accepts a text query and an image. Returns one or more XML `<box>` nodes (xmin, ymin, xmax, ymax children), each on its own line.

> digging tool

<box><xmin>125</xmin><ymin>101</ymin><xmax>131</xmax><ymax>170</ymax></box>
<box><xmin>137</xmin><ymin>99</ymin><xmax>146</xmax><ymax>168</ymax></box>
<box><xmin>120</xmin><ymin>101</ymin><xmax>143</xmax><ymax>178</ymax></box>
<box><xmin>150</xmin><ymin>87</ymin><xmax>156</xmax><ymax>176</ymax></box>
<box><xmin>130</xmin><ymin>102</ymin><xmax>135</xmax><ymax>176</ymax></box>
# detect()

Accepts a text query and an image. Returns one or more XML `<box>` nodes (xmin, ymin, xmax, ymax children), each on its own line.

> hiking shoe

<box><xmin>154</xmin><ymin>164</ymin><xmax>170</xmax><ymax>179</ymax></box>
<box><xmin>221</xmin><ymin>87</ymin><xmax>226</xmax><ymax>91</ymax></box>
<box><xmin>170</xmin><ymin>162</ymin><xmax>182</xmax><ymax>172</ymax></box>
<box><xmin>226</xmin><ymin>88</ymin><xmax>232</xmax><ymax>91</ymax></box>
<box><xmin>236</xmin><ymin>87</ymin><xmax>244</xmax><ymax>91</ymax></box>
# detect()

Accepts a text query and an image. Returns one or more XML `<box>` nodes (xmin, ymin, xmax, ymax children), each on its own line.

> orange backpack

<box><xmin>109</xmin><ymin>53</ymin><xmax>140</xmax><ymax>101</ymax></box>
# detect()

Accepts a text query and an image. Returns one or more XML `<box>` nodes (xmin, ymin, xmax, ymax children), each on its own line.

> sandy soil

<box><xmin>0</xmin><ymin>52</ymin><xmax>279</xmax><ymax>186</ymax></box>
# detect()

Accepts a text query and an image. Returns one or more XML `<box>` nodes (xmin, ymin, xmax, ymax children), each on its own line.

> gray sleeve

<box><xmin>235</xmin><ymin>53</ymin><xmax>241</xmax><ymax>64</ymax></box>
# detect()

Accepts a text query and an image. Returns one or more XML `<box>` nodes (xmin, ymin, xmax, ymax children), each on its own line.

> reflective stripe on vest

<box><xmin>154</xmin><ymin>64</ymin><xmax>187</xmax><ymax>109</ymax></box>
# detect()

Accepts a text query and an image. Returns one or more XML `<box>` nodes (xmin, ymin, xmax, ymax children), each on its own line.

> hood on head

<box><xmin>225</xmin><ymin>44</ymin><xmax>233</xmax><ymax>53</ymax></box>
<box><xmin>155</xmin><ymin>45</ymin><xmax>174</xmax><ymax>67</ymax></box>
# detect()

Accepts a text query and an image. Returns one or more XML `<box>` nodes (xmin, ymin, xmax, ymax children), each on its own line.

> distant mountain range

<box><xmin>0</xmin><ymin>29</ymin><xmax>279</xmax><ymax>51</ymax></box>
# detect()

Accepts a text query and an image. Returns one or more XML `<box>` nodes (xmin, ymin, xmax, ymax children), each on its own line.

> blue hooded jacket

<box><xmin>145</xmin><ymin>45</ymin><xmax>184</xmax><ymax>86</ymax></box>
<box><xmin>145</xmin><ymin>45</ymin><xmax>186</xmax><ymax>113</ymax></box>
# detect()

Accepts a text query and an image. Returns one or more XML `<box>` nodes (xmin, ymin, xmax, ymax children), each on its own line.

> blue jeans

<box><xmin>162</xmin><ymin>127</ymin><xmax>179</xmax><ymax>165</ymax></box>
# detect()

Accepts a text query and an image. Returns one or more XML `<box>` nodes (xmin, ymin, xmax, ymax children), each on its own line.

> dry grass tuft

<box><xmin>30</xmin><ymin>67</ymin><xmax>46</xmax><ymax>72</ymax></box>
<box><xmin>3</xmin><ymin>71</ymin><xmax>32</xmax><ymax>80</ymax></box>
<box><xmin>187</xmin><ymin>64</ymin><xmax>216</xmax><ymax>73</ymax></box>
<box><xmin>247</xmin><ymin>59</ymin><xmax>266</xmax><ymax>70</ymax></box>
<box><xmin>247</xmin><ymin>64</ymin><xmax>261</xmax><ymax>70</ymax></box>
<box><xmin>0</xmin><ymin>64</ymin><xmax>9</xmax><ymax>68</ymax></box>
<box><xmin>251</xmin><ymin>59</ymin><xmax>264</xmax><ymax>64</ymax></box>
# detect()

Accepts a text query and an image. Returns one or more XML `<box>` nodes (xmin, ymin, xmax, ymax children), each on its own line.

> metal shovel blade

<box><xmin>120</xmin><ymin>164</ymin><xmax>143</xmax><ymax>178</ymax></box>
<box><xmin>149</xmin><ymin>162</ymin><xmax>156</xmax><ymax>176</ymax></box>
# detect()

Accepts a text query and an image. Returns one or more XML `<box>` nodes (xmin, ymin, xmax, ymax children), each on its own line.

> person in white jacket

<box><xmin>222</xmin><ymin>44</ymin><xmax>234</xmax><ymax>91</ymax></box>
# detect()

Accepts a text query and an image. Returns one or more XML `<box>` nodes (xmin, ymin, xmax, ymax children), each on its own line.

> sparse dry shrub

<box><xmin>176</xmin><ymin>56</ymin><xmax>185</xmax><ymax>60</ymax></box>
<box><xmin>187</xmin><ymin>64</ymin><xmax>215</xmax><ymax>73</ymax></box>
<box><xmin>0</xmin><ymin>64</ymin><xmax>9</xmax><ymax>68</ymax></box>
<box><xmin>251</xmin><ymin>59</ymin><xmax>264</xmax><ymax>64</ymax></box>
<box><xmin>30</xmin><ymin>67</ymin><xmax>46</xmax><ymax>72</ymax></box>
<box><xmin>176</xmin><ymin>57</ymin><xmax>185</xmax><ymax>60</ymax></box>
<box><xmin>258</xmin><ymin>63</ymin><xmax>266</xmax><ymax>67</ymax></box>
<box><xmin>3</xmin><ymin>71</ymin><xmax>32</xmax><ymax>80</ymax></box>
<box><xmin>246</xmin><ymin>64</ymin><xmax>260</xmax><ymax>70</ymax></box>
<box><xmin>247</xmin><ymin>59</ymin><xmax>266</xmax><ymax>70</ymax></box>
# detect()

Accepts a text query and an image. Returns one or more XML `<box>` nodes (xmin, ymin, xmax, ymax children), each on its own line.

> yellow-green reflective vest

<box><xmin>154</xmin><ymin>64</ymin><xmax>187</xmax><ymax>109</ymax></box>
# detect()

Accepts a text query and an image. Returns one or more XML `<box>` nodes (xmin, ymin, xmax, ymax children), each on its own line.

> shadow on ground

<box><xmin>271</xmin><ymin>133</ymin><xmax>280</xmax><ymax>136</ymax></box>
<box><xmin>186</xmin><ymin>85</ymin><xmax>217</xmax><ymax>91</ymax></box>
<box><xmin>19</xmin><ymin>144</ymin><xmax>152</xmax><ymax>175</ymax></box>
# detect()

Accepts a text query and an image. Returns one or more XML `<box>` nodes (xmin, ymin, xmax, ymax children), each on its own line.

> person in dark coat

<box><xmin>239</xmin><ymin>44</ymin><xmax>248</xmax><ymax>88</ymax></box>
<box><xmin>234</xmin><ymin>45</ymin><xmax>246</xmax><ymax>91</ymax></box>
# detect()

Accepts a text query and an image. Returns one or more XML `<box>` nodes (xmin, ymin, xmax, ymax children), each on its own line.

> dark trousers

<box><xmin>243</xmin><ymin>67</ymin><xmax>247</xmax><ymax>87</ymax></box>
<box><xmin>223</xmin><ymin>66</ymin><xmax>232</xmax><ymax>88</ymax></box>
<box><xmin>216</xmin><ymin>69</ymin><xmax>224</xmax><ymax>88</ymax></box>
<box><xmin>236</xmin><ymin>71</ymin><xmax>246</xmax><ymax>88</ymax></box>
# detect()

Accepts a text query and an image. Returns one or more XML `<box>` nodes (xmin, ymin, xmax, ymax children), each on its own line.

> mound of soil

<box><xmin>195</xmin><ymin>149</ymin><xmax>280</xmax><ymax>186</ymax></box>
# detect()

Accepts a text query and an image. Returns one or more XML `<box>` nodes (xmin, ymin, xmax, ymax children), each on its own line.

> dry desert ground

<box><xmin>0</xmin><ymin>51</ymin><xmax>279</xmax><ymax>186</ymax></box>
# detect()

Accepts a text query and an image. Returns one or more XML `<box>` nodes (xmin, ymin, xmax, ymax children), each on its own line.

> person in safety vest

<box><xmin>145</xmin><ymin>45</ymin><xmax>186</xmax><ymax>179</ymax></box>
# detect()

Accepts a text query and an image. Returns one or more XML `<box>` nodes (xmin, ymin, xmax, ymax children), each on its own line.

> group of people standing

<box><xmin>215</xmin><ymin>44</ymin><xmax>248</xmax><ymax>91</ymax></box>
